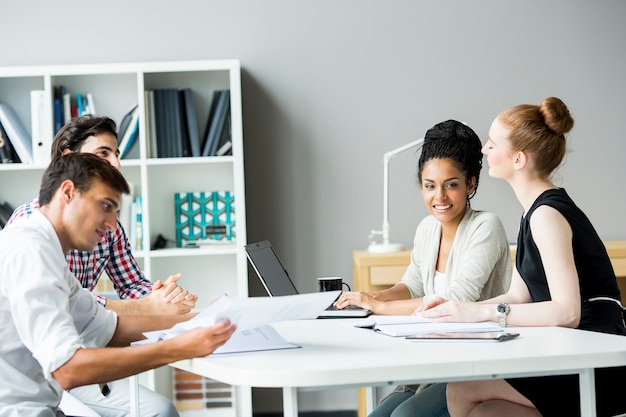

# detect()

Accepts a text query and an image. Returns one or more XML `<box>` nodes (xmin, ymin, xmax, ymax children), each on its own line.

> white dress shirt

<box><xmin>0</xmin><ymin>211</ymin><xmax>117</xmax><ymax>416</ymax></box>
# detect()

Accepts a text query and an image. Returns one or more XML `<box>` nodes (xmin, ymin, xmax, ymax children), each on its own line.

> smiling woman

<box><xmin>335</xmin><ymin>120</ymin><xmax>511</xmax><ymax>315</ymax></box>
<box><xmin>334</xmin><ymin>119</ymin><xmax>512</xmax><ymax>417</ymax></box>
<box><xmin>419</xmin><ymin>98</ymin><xmax>626</xmax><ymax>417</ymax></box>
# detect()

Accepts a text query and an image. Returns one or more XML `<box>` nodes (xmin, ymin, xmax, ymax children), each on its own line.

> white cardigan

<box><xmin>401</xmin><ymin>207</ymin><xmax>511</xmax><ymax>302</ymax></box>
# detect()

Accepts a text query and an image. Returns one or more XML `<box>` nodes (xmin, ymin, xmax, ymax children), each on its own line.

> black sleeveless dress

<box><xmin>506</xmin><ymin>188</ymin><xmax>626</xmax><ymax>416</ymax></box>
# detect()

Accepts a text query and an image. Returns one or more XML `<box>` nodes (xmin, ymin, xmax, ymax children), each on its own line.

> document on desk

<box><xmin>356</xmin><ymin>314</ymin><xmax>502</xmax><ymax>337</ymax></box>
<box><xmin>134</xmin><ymin>291</ymin><xmax>340</xmax><ymax>349</ymax></box>
<box><xmin>213</xmin><ymin>324</ymin><xmax>300</xmax><ymax>355</ymax></box>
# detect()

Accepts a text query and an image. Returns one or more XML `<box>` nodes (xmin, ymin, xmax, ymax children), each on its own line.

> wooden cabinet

<box><xmin>0</xmin><ymin>60</ymin><xmax>249</xmax><ymax>417</ymax></box>
<box><xmin>352</xmin><ymin>250</ymin><xmax>411</xmax><ymax>417</ymax></box>
<box><xmin>352</xmin><ymin>249</ymin><xmax>411</xmax><ymax>293</ymax></box>
<box><xmin>605</xmin><ymin>240</ymin><xmax>626</xmax><ymax>303</ymax></box>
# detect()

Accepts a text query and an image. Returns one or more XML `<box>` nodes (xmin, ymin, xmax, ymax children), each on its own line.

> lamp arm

<box><xmin>371</xmin><ymin>137</ymin><xmax>424</xmax><ymax>249</ymax></box>
<box><xmin>383</xmin><ymin>138</ymin><xmax>425</xmax><ymax>161</ymax></box>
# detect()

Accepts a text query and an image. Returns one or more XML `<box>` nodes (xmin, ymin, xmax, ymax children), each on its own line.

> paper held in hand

<box><xmin>132</xmin><ymin>291</ymin><xmax>341</xmax><ymax>354</ymax></box>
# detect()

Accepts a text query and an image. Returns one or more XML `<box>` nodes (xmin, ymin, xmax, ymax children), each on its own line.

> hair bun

<box><xmin>539</xmin><ymin>97</ymin><xmax>575</xmax><ymax>136</ymax></box>
<box><xmin>424</xmin><ymin>120</ymin><xmax>481</xmax><ymax>151</ymax></box>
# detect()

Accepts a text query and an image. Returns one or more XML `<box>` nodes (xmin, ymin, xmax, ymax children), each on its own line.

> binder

<box><xmin>201</xmin><ymin>90</ymin><xmax>230</xmax><ymax>156</ymax></box>
<box><xmin>0</xmin><ymin>102</ymin><xmax>33</xmax><ymax>164</ymax></box>
<box><xmin>215</xmin><ymin>111</ymin><xmax>232</xmax><ymax>156</ymax></box>
<box><xmin>180</xmin><ymin>88</ymin><xmax>201</xmax><ymax>157</ymax></box>
<box><xmin>31</xmin><ymin>90</ymin><xmax>51</xmax><ymax>165</ymax></box>
<box><xmin>0</xmin><ymin>121</ymin><xmax>20</xmax><ymax>163</ymax></box>
<box><xmin>117</xmin><ymin>103</ymin><xmax>140</xmax><ymax>159</ymax></box>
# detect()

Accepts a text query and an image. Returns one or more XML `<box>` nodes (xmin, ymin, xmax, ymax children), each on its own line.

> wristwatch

<box><xmin>497</xmin><ymin>303</ymin><xmax>510</xmax><ymax>328</ymax></box>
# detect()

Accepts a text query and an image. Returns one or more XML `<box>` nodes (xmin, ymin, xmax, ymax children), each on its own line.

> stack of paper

<box><xmin>133</xmin><ymin>291</ymin><xmax>341</xmax><ymax>354</ymax></box>
<box><xmin>356</xmin><ymin>314</ymin><xmax>502</xmax><ymax>337</ymax></box>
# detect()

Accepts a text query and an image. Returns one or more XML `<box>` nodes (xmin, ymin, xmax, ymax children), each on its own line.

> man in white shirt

<box><xmin>0</xmin><ymin>153</ymin><xmax>236</xmax><ymax>416</ymax></box>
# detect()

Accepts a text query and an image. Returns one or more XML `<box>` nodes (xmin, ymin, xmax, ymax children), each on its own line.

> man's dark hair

<box><xmin>39</xmin><ymin>153</ymin><xmax>130</xmax><ymax>205</ymax></box>
<box><xmin>50</xmin><ymin>115</ymin><xmax>118</xmax><ymax>161</ymax></box>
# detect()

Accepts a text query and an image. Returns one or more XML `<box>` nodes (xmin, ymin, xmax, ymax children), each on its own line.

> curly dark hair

<box><xmin>417</xmin><ymin>119</ymin><xmax>483</xmax><ymax>199</ymax></box>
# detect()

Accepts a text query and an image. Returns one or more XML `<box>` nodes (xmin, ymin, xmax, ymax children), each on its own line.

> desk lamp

<box><xmin>368</xmin><ymin>137</ymin><xmax>424</xmax><ymax>253</ymax></box>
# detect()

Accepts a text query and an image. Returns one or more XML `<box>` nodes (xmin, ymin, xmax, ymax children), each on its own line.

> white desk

<box><xmin>172</xmin><ymin>319</ymin><xmax>626</xmax><ymax>417</ymax></box>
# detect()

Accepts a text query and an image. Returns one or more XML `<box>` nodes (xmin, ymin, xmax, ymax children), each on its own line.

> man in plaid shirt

<box><xmin>7</xmin><ymin>115</ymin><xmax>195</xmax><ymax>416</ymax></box>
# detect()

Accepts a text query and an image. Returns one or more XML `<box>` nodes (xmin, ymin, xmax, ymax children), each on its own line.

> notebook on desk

<box><xmin>244</xmin><ymin>240</ymin><xmax>371</xmax><ymax>318</ymax></box>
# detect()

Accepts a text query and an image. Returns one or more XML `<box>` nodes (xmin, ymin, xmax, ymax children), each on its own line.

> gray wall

<box><xmin>3</xmin><ymin>0</ymin><xmax>625</xmax><ymax>412</ymax></box>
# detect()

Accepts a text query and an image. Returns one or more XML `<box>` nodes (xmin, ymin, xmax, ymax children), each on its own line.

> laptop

<box><xmin>244</xmin><ymin>240</ymin><xmax>371</xmax><ymax>318</ymax></box>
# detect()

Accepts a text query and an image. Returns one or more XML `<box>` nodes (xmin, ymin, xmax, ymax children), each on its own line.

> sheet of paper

<box><xmin>355</xmin><ymin>314</ymin><xmax>431</xmax><ymax>328</ymax></box>
<box><xmin>374</xmin><ymin>321</ymin><xmax>502</xmax><ymax>337</ymax></box>
<box><xmin>213</xmin><ymin>324</ymin><xmax>300</xmax><ymax>355</ymax></box>
<box><xmin>59</xmin><ymin>391</ymin><xmax>100</xmax><ymax>416</ymax></box>
<box><xmin>136</xmin><ymin>291</ymin><xmax>341</xmax><ymax>345</ymax></box>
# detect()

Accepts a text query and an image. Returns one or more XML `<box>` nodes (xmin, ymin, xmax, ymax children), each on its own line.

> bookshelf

<box><xmin>0</xmin><ymin>60</ymin><xmax>250</xmax><ymax>417</ymax></box>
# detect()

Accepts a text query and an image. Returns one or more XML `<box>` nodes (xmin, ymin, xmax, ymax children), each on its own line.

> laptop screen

<box><xmin>244</xmin><ymin>240</ymin><xmax>299</xmax><ymax>296</ymax></box>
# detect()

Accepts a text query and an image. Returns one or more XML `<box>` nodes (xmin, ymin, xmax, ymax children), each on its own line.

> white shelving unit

<box><xmin>0</xmin><ymin>60</ymin><xmax>250</xmax><ymax>417</ymax></box>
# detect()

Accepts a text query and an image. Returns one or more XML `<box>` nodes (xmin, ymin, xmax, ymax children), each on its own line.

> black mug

<box><xmin>317</xmin><ymin>277</ymin><xmax>351</xmax><ymax>292</ymax></box>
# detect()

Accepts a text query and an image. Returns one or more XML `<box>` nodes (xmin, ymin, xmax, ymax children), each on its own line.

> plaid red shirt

<box><xmin>7</xmin><ymin>198</ymin><xmax>152</xmax><ymax>306</ymax></box>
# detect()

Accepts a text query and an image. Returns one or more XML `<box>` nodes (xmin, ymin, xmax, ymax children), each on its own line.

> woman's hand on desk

<box><xmin>419</xmin><ymin>299</ymin><xmax>491</xmax><ymax>323</ymax></box>
<box><xmin>334</xmin><ymin>291</ymin><xmax>384</xmax><ymax>313</ymax></box>
<box><xmin>413</xmin><ymin>295</ymin><xmax>447</xmax><ymax>314</ymax></box>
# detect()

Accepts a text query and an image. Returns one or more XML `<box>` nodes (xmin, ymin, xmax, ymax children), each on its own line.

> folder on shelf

<box><xmin>0</xmin><ymin>121</ymin><xmax>20</xmax><ymax>163</ymax></box>
<box><xmin>180</xmin><ymin>88</ymin><xmax>201</xmax><ymax>157</ymax></box>
<box><xmin>76</xmin><ymin>92</ymin><xmax>84</xmax><ymax>116</ymax></box>
<box><xmin>0</xmin><ymin>102</ymin><xmax>33</xmax><ymax>164</ymax></box>
<box><xmin>215</xmin><ymin>111</ymin><xmax>232</xmax><ymax>156</ymax></box>
<box><xmin>117</xmin><ymin>103</ymin><xmax>140</xmax><ymax>159</ymax></box>
<box><xmin>169</xmin><ymin>88</ymin><xmax>184</xmax><ymax>157</ymax></box>
<box><xmin>62</xmin><ymin>91</ymin><xmax>71</xmax><ymax>124</ymax></box>
<box><xmin>144</xmin><ymin>90</ymin><xmax>157</xmax><ymax>158</ymax></box>
<box><xmin>201</xmin><ymin>90</ymin><xmax>230</xmax><ymax>156</ymax></box>
<box><xmin>86</xmin><ymin>93</ymin><xmax>96</xmax><ymax>115</ymax></box>
<box><xmin>31</xmin><ymin>90</ymin><xmax>51</xmax><ymax>164</ymax></box>
<box><xmin>153</xmin><ymin>88</ymin><xmax>178</xmax><ymax>158</ymax></box>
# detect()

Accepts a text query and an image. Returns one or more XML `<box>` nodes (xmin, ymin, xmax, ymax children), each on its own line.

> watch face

<box><xmin>497</xmin><ymin>304</ymin><xmax>509</xmax><ymax>314</ymax></box>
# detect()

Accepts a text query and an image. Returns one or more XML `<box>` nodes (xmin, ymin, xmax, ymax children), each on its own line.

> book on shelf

<box><xmin>152</xmin><ymin>89</ymin><xmax>172</xmax><ymax>158</ymax></box>
<box><xmin>118</xmin><ymin>182</ymin><xmax>135</xmax><ymax>240</ymax></box>
<box><xmin>146</xmin><ymin>87</ymin><xmax>228</xmax><ymax>159</ymax></box>
<box><xmin>201</xmin><ymin>89</ymin><xmax>230</xmax><ymax>156</ymax></box>
<box><xmin>75</xmin><ymin>92</ymin><xmax>94</xmax><ymax>116</ymax></box>
<box><xmin>144</xmin><ymin>90</ymin><xmax>157</xmax><ymax>158</ymax></box>
<box><xmin>86</xmin><ymin>93</ymin><xmax>96</xmax><ymax>115</ymax></box>
<box><xmin>117</xmin><ymin>103</ymin><xmax>140</xmax><ymax>159</ymax></box>
<box><xmin>150</xmin><ymin>88</ymin><xmax>187</xmax><ymax>158</ymax></box>
<box><xmin>179</xmin><ymin>87</ymin><xmax>200</xmax><ymax>157</ymax></box>
<box><xmin>0</xmin><ymin>121</ymin><xmax>20</xmax><ymax>163</ymax></box>
<box><xmin>0</xmin><ymin>102</ymin><xmax>33</xmax><ymax>164</ymax></box>
<box><xmin>134</xmin><ymin>196</ymin><xmax>143</xmax><ymax>251</ymax></box>
<box><xmin>174</xmin><ymin>191</ymin><xmax>236</xmax><ymax>248</ymax></box>
<box><xmin>0</xmin><ymin>201</ymin><xmax>15</xmax><ymax>228</ymax></box>
<box><xmin>62</xmin><ymin>91</ymin><xmax>71</xmax><ymax>124</ymax></box>
<box><xmin>215</xmin><ymin>110</ymin><xmax>232</xmax><ymax>156</ymax></box>
<box><xmin>53</xmin><ymin>87</ymin><xmax>62</xmax><ymax>134</ymax></box>
<box><xmin>76</xmin><ymin>92</ymin><xmax>84</xmax><ymax>116</ymax></box>
<box><xmin>31</xmin><ymin>90</ymin><xmax>52</xmax><ymax>164</ymax></box>
<box><xmin>169</xmin><ymin>89</ymin><xmax>184</xmax><ymax>158</ymax></box>
<box><xmin>215</xmin><ymin>140</ymin><xmax>232</xmax><ymax>156</ymax></box>
<box><xmin>128</xmin><ymin>195</ymin><xmax>143</xmax><ymax>251</ymax></box>
<box><xmin>201</xmin><ymin>90</ymin><xmax>220</xmax><ymax>156</ymax></box>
